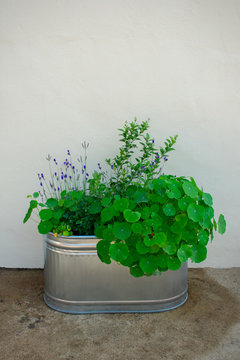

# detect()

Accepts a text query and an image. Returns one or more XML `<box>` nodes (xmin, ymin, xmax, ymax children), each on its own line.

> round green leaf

<box><xmin>109</xmin><ymin>243</ymin><xmax>129</xmax><ymax>262</ymax></box>
<box><xmin>163</xmin><ymin>203</ymin><xmax>176</xmax><ymax>216</ymax></box>
<box><xmin>177</xmin><ymin>244</ymin><xmax>192</xmax><ymax>262</ymax></box>
<box><xmin>130</xmin><ymin>265</ymin><xmax>144</xmax><ymax>277</ymax></box>
<box><xmin>167</xmin><ymin>256</ymin><xmax>182</xmax><ymax>270</ymax></box>
<box><xmin>202</xmin><ymin>193</ymin><xmax>213</xmax><ymax>206</ymax></box>
<box><xmin>153</xmin><ymin>232</ymin><xmax>167</xmax><ymax>246</ymax></box>
<box><xmin>198</xmin><ymin>230</ymin><xmax>209</xmax><ymax>245</ymax></box>
<box><xmin>46</xmin><ymin>198</ymin><xmax>58</xmax><ymax>207</ymax></box>
<box><xmin>167</xmin><ymin>188</ymin><xmax>181</xmax><ymax>199</ymax></box>
<box><xmin>39</xmin><ymin>209</ymin><xmax>53</xmax><ymax>221</ymax></box>
<box><xmin>163</xmin><ymin>243</ymin><xmax>177</xmax><ymax>255</ymax></box>
<box><xmin>141</xmin><ymin>207</ymin><xmax>150</xmax><ymax>220</ymax></box>
<box><xmin>113</xmin><ymin>198</ymin><xmax>129</xmax><ymax>212</ymax></box>
<box><xmin>187</xmin><ymin>203</ymin><xmax>203</xmax><ymax>223</ymax></box>
<box><xmin>152</xmin><ymin>178</ymin><xmax>166</xmax><ymax>190</ymax></box>
<box><xmin>30</xmin><ymin>200</ymin><xmax>38</xmax><ymax>209</ymax></box>
<box><xmin>33</xmin><ymin>192</ymin><xmax>39</xmax><ymax>198</ymax></box>
<box><xmin>139</xmin><ymin>255</ymin><xmax>158</xmax><ymax>274</ymax></box>
<box><xmin>191</xmin><ymin>244</ymin><xmax>207</xmax><ymax>263</ymax></box>
<box><xmin>134</xmin><ymin>190</ymin><xmax>148</xmax><ymax>203</ymax></box>
<box><xmin>218</xmin><ymin>214</ymin><xmax>226</xmax><ymax>234</ymax></box>
<box><xmin>101</xmin><ymin>197</ymin><xmax>112</xmax><ymax>207</ymax></box>
<box><xmin>113</xmin><ymin>222</ymin><xmax>131</xmax><ymax>240</ymax></box>
<box><xmin>182</xmin><ymin>182</ymin><xmax>198</xmax><ymax>199</ymax></box>
<box><xmin>131</xmin><ymin>222</ymin><xmax>142</xmax><ymax>234</ymax></box>
<box><xmin>103</xmin><ymin>228</ymin><xmax>115</xmax><ymax>242</ymax></box>
<box><xmin>123</xmin><ymin>209</ymin><xmax>141</xmax><ymax>223</ymax></box>
<box><xmin>136</xmin><ymin>241</ymin><xmax>150</xmax><ymax>254</ymax></box>
<box><xmin>101</xmin><ymin>207</ymin><xmax>114</xmax><ymax>223</ymax></box>
<box><xmin>178</xmin><ymin>196</ymin><xmax>192</xmax><ymax>211</ymax></box>
<box><xmin>96</xmin><ymin>240</ymin><xmax>111</xmax><ymax>264</ymax></box>
<box><xmin>38</xmin><ymin>220</ymin><xmax>53</xmax><ymax>234</ymax></box>
<box><xmin>156</xmin><ymin>253</ymin><xmax>168</xmax><ymax>268</ymax></box>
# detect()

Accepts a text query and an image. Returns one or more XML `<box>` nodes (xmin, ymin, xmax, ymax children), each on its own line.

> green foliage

<box><xmin>24</xmin><ymin>118</ymin><xmax>226</xmax><ymax>278</ymax></box>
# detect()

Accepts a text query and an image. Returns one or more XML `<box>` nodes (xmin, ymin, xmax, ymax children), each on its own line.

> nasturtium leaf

<box><xmin>187</xmin><ymin>203</ymin><xmax>203</xmax><ymax>223</ymax></box>
<box><xmin>202</xmin><ymin>193</ymin><xmax>213</xmax><ymax>206</ymax></box>
<box><xmin>205</xmin><ymin>206</ymin><xmax>214</xmax><ymax>219</ymax></box>
<box><xmin>103</xmin><ymin>228</ymin><xmax>115</xmax><ymax>242</ymax></box>
<box><xmin>120</xmin><ymin>254</ymin><xmax>134</xmax><ymax>267</ymax></box>
<box><xmin>167</xmin><ymin>231</ymin><xmax>182</xmax><ymax>245</ymax></box>
<box><xmin>175</xmin><ymin>214</ymin><xmax>188</xmax><ymax>228</ymax></box>
<box><xmin>163</xmin><ymin>203</ymin><xmax>176</xmax><ymax>217</ymax></box>
<box><xmin>101</xmin><ymin>197</ymin><xmax>112</xmax><ymax>207</ymax></box>
<box><xmin>113</xmin><ymin>222</ymin><xmax>131</xmax><ymax>240</ymax></box>
<box><xmin>101</xmin><ymin>207</ymin><xmax>114</xmax><ymax>223</ymax></box>
<box><xmin>58</xmin><ymin>199</ymin><xmax>64</xmax><ymax>207</ymax></box>
<box><xmin>177</xmin><ymin>244</ymin><xmax>192</xmax><ymax>262</ymax></box>
<box><xmin>182</xmin><ymin>228</ymin><xmax>195</xmax><ymax>242</ymax></box>
<box><xmin>141</xmin><ymin>221</ymin><xmax>152</xmax><ymax>236</ymax></box>
<box><xmin>39</xmin><ymin>209</ymin><xmax>53</xmax><ymax>221</ymax></box>
<box><xmin>163</xmin><ymin>243</ymin><xmax>177</xmax><ymax>255</ymax></box>
<box><xmin>33</xmin><ymin>192</ymin><xmax>39</xmax><ymax>198</ymax></box>
<box><xmin>149</xmin><ymin>245</ymin><xmax>160</xmax><ymax>254</ymax></box>
<box><xmin>109</xmin><ymin>243</ymin><xmax>129</xmax><ymax>262</ymax></box>
<box><xmin>144</xmin><ymin>236</ymin><xmax>155</xmax><ymax>247</ymax></box>
<box><xmin>30</xmin><ymin>200</ymin><xmax>38</xmax><ymax>209</ymax></box>
<box><xmin>141</xmin><ymin>207</ymin><xmax>150</xmax><ymax>220</ymax></box>
<box><xmin>191</xmin><ymin>244</ymin><xmax>207</xmax><ymax>263</ymax></box>
<box><xmin>130</xmin><ymin>265</ymin><xmax>144</xmax><ymax>277</ymax></box>
<box><xmin>53</xmin><ymin>209</ymin><xmax>64</xmax><ymax>219</ymax></box>
<box><xmin>198</xmin><ymin>230</ymin><xmax>209</xmax><ymax>246</ymax></box>
<box><xmin>72</xmin><ymin>191</ymin><xmax>83</xmax><ymax>200</ymax></box>
<box><xmin>139</xmin><ymin>255</ymin><xmax>158</xmax><ymax>274</ymax></box>
<box><xmin>113</xmin><ymin>198</ymin><xmax>129</xmax><ymax>212</ymax></box>
<box><xmin>170</xmin><ymin>222</ymin><xmax>183</xmax><ymax>234</ymax></box>
<box><xmin>156</xmin><ymin>253</ymin><xmax>168</xmax><ymax>268</ymax></box>
<box><xmin>213</xmin><ymin>218</ymin><xmax>217</xmax><ymax>231</ymax></box>
<box><xmin>182</xmin><ymin>182</ymin><xmax>198</xmax><ymax>199</ymax></box>
<box><xmin>201</xmin><ymin>213</ymin><xmax>211</xmax><ymax>228</ymax></box>
<box><xmin>38</xmin><ymin>220</ymin><xmax>53</xmax><ymax>234</ymax></box>
<box><xmin>89</xmin><ymin>201</ymin><xmax>102</xmax><ymax>214</ymax></box>
<box><xmin>46</xmin><ymin>198</ymin><xmax>58</xmax><ymax>208</ymax></box>
<box><xmin>134</xmin><ymin>190</ymin><xmax>148</xmax><ymax>203</ymax></box>
<box><xmin>178</xmin><ymin>196</ymin><xmax>192</xmax><ymax>211</ymax></box>
<box><xmin>64</xmin><ymin>199</ymin><xmax>75</xmax><ymax>208</ymax></box>
<box><xmin>96</xmin><ymin>240</ymin><xmax>111</xmax><ymax>264</ymax></box>
<box><xmin>131</xmin><ymin>222</ymin><xmax>142</xmax><ymax>234</ymax></box>
<box><xmin>167</xmin><ymin>188</ymin><xmax>181</xmax><ymax>199</ymax></box>
<box><xmin>153</xmin><ymin>232</ymin><xmax>167</xmax><ymax>246</ymax></box>
<box><xmin>150</xmin><ymin>204</ymin><xmax>160</xmax><ymax>213</ymax></box>
<box><xmin>218</xmin><ymin>214</ymin><xmax>226</xmax><ymax>234</ymax></box>
<box><xmin>123</xmin><ymin>209</ymin><xmax>141</xmax><ymax>223</ymax></box>
<box><xmin>152</xmin><ymin>178</ymin><xmax>166</xmax><ymax>191</ymax></box>
<box><xmin>167</xmin><ymin>256</ymin><xmax>182</xmax><ymax>270</ymax></box>
<box><xmin>136</xmin><ymin>241</ymin><xmax>150</xmax><ymax>254</ymax></box>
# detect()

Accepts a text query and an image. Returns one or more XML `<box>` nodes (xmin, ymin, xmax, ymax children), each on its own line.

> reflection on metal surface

<box><xmin>44</xmin><ymin>234</ymin><xmax>188</xmax><ymax>314</ymax></box>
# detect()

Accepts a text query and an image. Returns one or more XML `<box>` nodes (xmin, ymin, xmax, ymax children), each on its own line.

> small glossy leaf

<box><xmin>46</xmin><ymin>198</ymin><xmax>58</xmax><ymax>208</ymax></box>
<box><xmin>167</xmin><ymin>256</ymin><xmax>182</xmax><ymax>270</ymax></box>
<box><xmin>134</xmin><ymin>190</ymin><xmax>148</xmax><ymax>203</ymax></box>
<box><xmin>39</xmin><ymin>209</ymin><xmax>53</xmax><ymax>221</ymax></box>
<box><xmin>218</xmin><ymin>214</ymin><xmax>226</xmax><ymax>234</ymax></box>
<box><xmin>30</xmin><ymin>200</ymin><xmax>38</xmax><ymax>209</ymax></box>
<box><xmin>101</xmin><ymin>207</ymin><xmax>114</xmax><ymax>223</ymax></box>
<box><xmin>136</xmin><ymin>241</ymin><xmax>150</xmax><ymax>254</ymax></box>
<box><xmin>130</xmin><ymin>265</ymin><xmax>144</xmax><ymax>277</ymax></box>
<box><xmin>103</xmin><ymin>228</ymin><xmax>115</xmax><ymax>242</ymax></box>
<box><xmin>177</xmin><ymin>244</ymin><xmax>192</xmax><ymax>262</ymax></box>
<box><xmin>123</xmin><ymin>209</ymin><xmax>141</xmax><ymax>223</ymax></box>
<box><xmin>38</xmin><ymin>220</ymin><xmax>53</xmax><ymax>234</ymax></box>
<box><xmin>131</xmin><ymin>222</ymin><xmax>142</xmax><ymax>234</ymax></box>
<box><xmin>113</xmin><ymin>198</ymin><xmax>129</xmax><ymax>212</ymax></box>
<box><xmin>139</xmin><ymin>255</ymin><xmax>158</xmax><ymax>274</ymax></box>
<box><xmin>163</xmin><ymin>203</ymin><xmax>176</xmax><ymax>217</ymax></box>
<box><xmin>202</xmin><ymin>193</ymin><xmax>213</xmax><ymax>206</ymax></box>
<box><xmin>178</xmin><ymin>196</ymin><xmax>192</xmax><ymax>211</ymax></box>
<box><xmin>101</xmin><ymin>197</ymin><xmax>112</xmax><ymax>207</ymax></box>
<box><xmin>191</xmin><ymin>244</ymin><xmax>207</xmax><ymax>263</ymax></box>
<box><xmin>182</xmin><ymin>182</ymin><xmax>198</xmax><ymax>199</ymax></box>
<box><xmin>187</xmin><ymin>203</ymin><xmax>203</xmax><ymax>223</ymax></box>
<box><xmin>89</xmin><ymin>202</ymin><xmax>102</xmax><ymax>214</ymax></box>
<box><xmin>113</xmin><ymin>222</ymin><xmax>131</xmax><ymax>240</ymax></box>
<box><xmin>33</xmin><ymin>192</ymin><xmax>39</xmax><ymax>198</ymax></box>
<box><xmin>163</xmin><ymin>243</ymin><xmax>177</xmax><ymax>255</ymax></box>
<box><xmin>109</xmin><ymin>243</ymin><xmax>129</xmax><ymax>262</ymax></box>
<box><xmin>198</xmin><ymin>230</ymin><xmax>209</xmax><ymax>245</ymax></box>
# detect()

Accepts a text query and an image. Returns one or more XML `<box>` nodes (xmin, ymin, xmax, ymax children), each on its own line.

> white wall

<box><xmin>0</xmin><ymin>0</ymin><xmax>239</xmax><ymax>268</ymax></box>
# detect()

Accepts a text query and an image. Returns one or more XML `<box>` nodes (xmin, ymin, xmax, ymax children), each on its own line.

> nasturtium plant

<box><xmin>24</xmin><ymin>118</ymin><xmax>226</xmax><ymax>277</ymax></box>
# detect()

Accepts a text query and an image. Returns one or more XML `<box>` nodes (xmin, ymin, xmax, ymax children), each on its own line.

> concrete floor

<box><xmin>0</xmin><ymin>268</ymin><xmax>239</xmax><ymax>360</ymax></box>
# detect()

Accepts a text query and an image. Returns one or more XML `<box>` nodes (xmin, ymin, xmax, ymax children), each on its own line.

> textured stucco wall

<box><xmin>0</xmin><ymin>0</ymin><xmax>239</xmax><ymax>267</ymax></box>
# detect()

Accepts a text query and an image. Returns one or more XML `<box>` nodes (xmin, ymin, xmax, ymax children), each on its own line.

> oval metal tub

<box><xmin>43</xmin><ymin>234</ymin><xmax>188</xmax><ymax>314</ymax></box>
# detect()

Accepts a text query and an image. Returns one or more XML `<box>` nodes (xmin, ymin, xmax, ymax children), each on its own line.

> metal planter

<box><xmin>43</xmin><ymin>233</ymin><xmax>188</xmax><ymax>314</ymax></box>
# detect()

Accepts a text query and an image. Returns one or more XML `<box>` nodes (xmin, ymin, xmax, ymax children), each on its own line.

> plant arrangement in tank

<box><xmin>23</xmin><ymin>119</ymin><xmax>226</xmax><ymax>277</ymax></box>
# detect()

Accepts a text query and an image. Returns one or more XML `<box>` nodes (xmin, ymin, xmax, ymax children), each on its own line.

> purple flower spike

<box><xmin>40</xmin><ymin>182</ymin><xmax>43</xmax><ymax>186</ymax></box>
<box><xmin>61</xmin><ymin>175</ymin><xmax>64</xmax><ymax>180</ymax></box>
<box><xmin>41</xmin><ymin>173</ymin><xmax>44</xmax><ymax>178</ymax></box>
<box><xmin>69</xmin><ymin>175</ymin><xmax>72</xmax><ymax>179</ymax></box>
<box><xmin>164</xmin><ymin>157</ymin><xmax>168</xmax><ymax>162</ymax></box>
<box><xmin>67</xmin><ymin>150</ymin><xmax>70</xmax><ymax>155</ymax></box>
<box><xmin>86</xmin><ymin>173</ymin><xmax>89</xmax><ymax>177</ymax></box>
<box><xmin>152</xmin><ymin>139</ymin><xmax>155</xmax><ymax>143</ymax></box>
<box><xmin>64</xmin><ymin>174</ymin><xmax>67</xmax><ymax>178</ymax></box>
<box><xmin>57</xmin><ymin>187</ymin><xmax>60</xmax><ymax>191</ymax></box>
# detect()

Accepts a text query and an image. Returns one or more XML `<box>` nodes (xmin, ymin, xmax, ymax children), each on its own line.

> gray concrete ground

<box><xmin>0</xmin><ymin>268</ymin><xmax>239</xmax><ymax>360</ymax></box>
